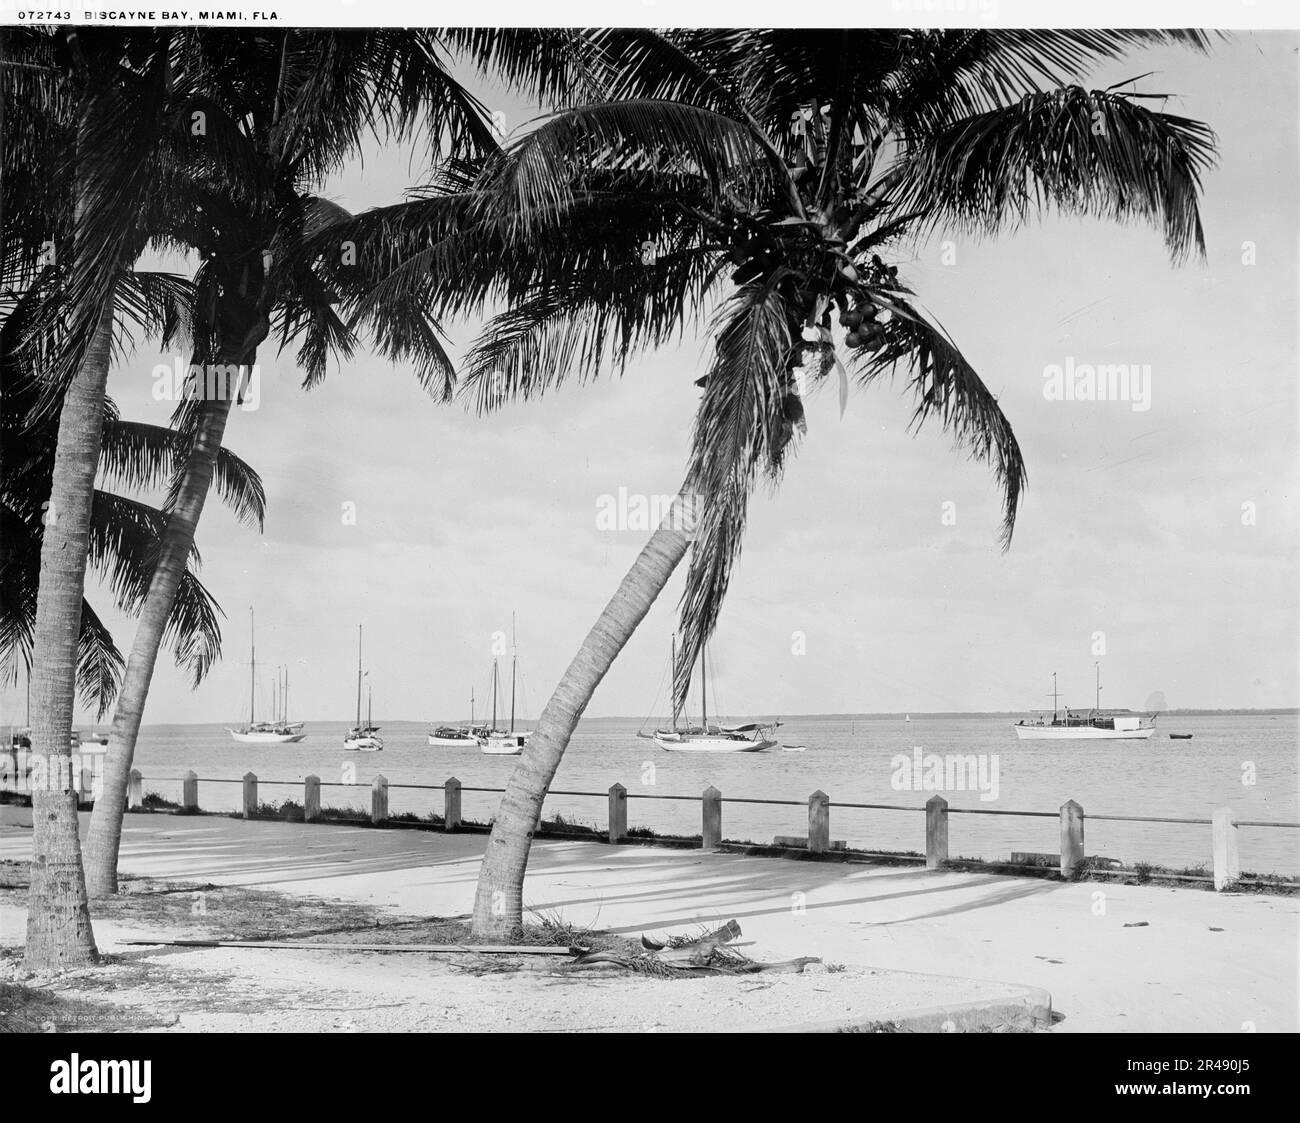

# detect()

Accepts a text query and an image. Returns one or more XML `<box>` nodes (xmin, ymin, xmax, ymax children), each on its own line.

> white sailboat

<box><xmin>478</xmin><ymin>618</ymin><xmax>531</xmax><ymax>755</ymax></box>
<box><xmin>428</xmin><ymin>686</ymin><xmax>484</xmax><ymax>747</ymax></box>
<box><xmin>344</xmin><ymin>625</ymin><xmax>383</xmax><ymax>752</ymax></box>
<box><xmin>638</xmin><ymin>637</ymin><xmax>780</xmax><ymax>753</ymax></box>
<box><xmin>228</xmin><ymin>610</ymin><xmax>307</xmax><ymax>744</ymax></box>
<box><xmin>1013</xmin><ymin>667</ymin><xmax>1157</xmax><ymax>740</ymax></box>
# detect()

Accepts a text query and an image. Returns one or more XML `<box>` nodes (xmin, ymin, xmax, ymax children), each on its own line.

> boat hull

<box><xmin>228</xmin><ymin>730</ymin><xmax>307</xmax><ymax>744</ymax></box>
<box><xmin>654</xmin><ymin>735</ymin><xmax>776</xmax><ymax>753</ymax></box>
<box><xmin>427</xmin><ymin>734</ymin><xmax>479</xmax><ymax>747</ymax></box>
<box><xmin>480</xmin><ymin>734</ymin><xmax>526</xmax><ymax>755</ymax></box>
<box><xmin>1013</xmin><ymin>724</ymin><xmax>1156</xmax><ymax>740</ymax></box>
<box><xmin>344</xmin><ymin>737</ymin><xmax>383</xmax><ymax>752</ymax></box>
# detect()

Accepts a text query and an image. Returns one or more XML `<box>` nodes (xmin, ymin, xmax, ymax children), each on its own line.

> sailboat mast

<box><xmin>491</xmin><ymin>661</ymin><xmax>498</xmax><ymax>729</ymax></box>
<box><xmin>701</xmin><ymin>645</ymin><xmax>707</xmax><ymax>731</ymax></box>
<box><xmin>1051</xmin><ymin>672</ymin><xmax>1059</xmax><ymax>722</ymax></box>
<box><xmin>670</xmin><ymin>635</ymin><xmax>678</xmax><ymax>731</ymax></box>
<box><xmin>355</xmin><ymin>626</ymin><xmax>363</xmax><ymax>728</ymax></box>
<box><xmin>509</xmin><ymin>613</ymin><xmax>517</xmax><ymax>734</ymax></box>
<box><xmin>249</xmin><ymin>608</ymin><xmax>256</xmax><ymax>726</ymax></box>
<box><xmin>1095</xmin><ymin>662</ymin><xmax>1101</xmax><ymax>712</ymax></box>
<box><xmin>470</xmin><ymin>687</ymin><xmax>475</xmax><ymax>728</ymax></box>
<box><xmin>283</xmin><ymin>667</ymin><xmax>289</xmax><ymax>724</ymax></box>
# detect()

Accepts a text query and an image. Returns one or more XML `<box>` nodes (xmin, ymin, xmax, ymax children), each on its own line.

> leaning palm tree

<box><xmin>329</xmin><ymin>29</ymin><xmax>1216</xmax><ymax>939</ymax></box>
<box><xmin>81</xmin><ymin>28</ymin><xmax>592</xmax><ymax>897</ymax></box>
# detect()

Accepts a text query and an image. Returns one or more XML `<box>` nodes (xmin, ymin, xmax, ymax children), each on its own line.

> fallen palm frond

<box><xmin>569</xmin><ymin>919</ymin><xmax>820</xmax><ymax>977</ymax></box>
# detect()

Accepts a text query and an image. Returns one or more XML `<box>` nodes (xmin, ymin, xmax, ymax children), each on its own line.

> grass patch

<box><xmin>317</xmin><ymin>805</ymin><xmax>370</xmax><ymax>824</ymax></box>
<box><xmin>386</xmin><ymin>810</ymin><xmax>444</xmax><ymax>827</ymax></box>
<box><xmin>0</xmin><ymin>979</ymin><xmax>168</xmax><ymax>1033</ymax></box>
<box><xmin>537</xmin><ymin>812</ymin><xmax>602</xmax><ymax>838</ymax></box>
<box><xmin>245</xmin><ymin>798</ymin><xmax>305</xmax><ymax>823</ymax></box>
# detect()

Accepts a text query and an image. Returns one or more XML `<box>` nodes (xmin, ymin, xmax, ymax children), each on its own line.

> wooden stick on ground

<box><xmin>118</xmin><ymin>938</ymin><xmax>580</xmax><ymax>955</ymax></box>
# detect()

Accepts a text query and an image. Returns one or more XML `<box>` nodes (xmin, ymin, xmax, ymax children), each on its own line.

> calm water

<box><xmin>131</xmin><ymin>713</ymin><xmax>1300</xmax><ymax>875</ymax></box>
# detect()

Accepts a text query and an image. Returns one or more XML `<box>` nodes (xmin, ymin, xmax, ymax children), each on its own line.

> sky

<box><xmin>4</xmin><ymin>29</ymin><xmax>1298</xmax><ymax>727</ymax></box>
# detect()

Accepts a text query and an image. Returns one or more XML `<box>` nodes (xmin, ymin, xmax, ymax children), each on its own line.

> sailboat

<box><xmin>9</xmin><ymin>664</ymin><xmax>109</xmax><ymax>752</ymax></box>
<box><xmin>479</xmin><ymin>617</ymin><xmax>532</xmax><ymax>755</ymax></box>
<box><xmin>1013</xmin><ymin>666</ymin><xmax>1157</xmax><ymax>740</ymax></box>
<box><xmin>428</xmin><ymin>686</ymin><xmax>485</xmax><ymax>747</ymax></box>
<box><xmin>9</xmin><ymin>668</ymin><xmax>31</xmax><ymax>754</ymax></box>
<box><xmin>638</xmin><ymin>637</ymin><xmax>780</xmax><ymax>753</ymax></box>
<box><xmin>228</xmin><ymin>610</ymin><xmax>307</xmax><ymax>743</ymax></box>
<box><xmin>344</xmin><ymin>625</ymin><xmax>383</xmax><ymax>752</ymax></box>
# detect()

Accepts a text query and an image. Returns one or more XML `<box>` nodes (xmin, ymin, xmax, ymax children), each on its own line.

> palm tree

<box><xmin>328</xmin><ymin>29</ymin><xmax>1217</xmax><ymax>939</ymax></box>
<box><xmin>2</xmin><ymin>272</ymin><xmax>265</xmax><ymax>710</ymax></box>
<box><xmin>3</xmin><ymin>26</ymin><xmax>192</xmax><ymax>967</ymax></box>
<box><xmin>81</xmin><ymin>28</ymin><xmax>592</xmax><ymax>897</ymax></box>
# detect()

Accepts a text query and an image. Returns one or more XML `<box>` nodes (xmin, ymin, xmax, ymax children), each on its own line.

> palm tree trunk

<box><xmin>470</xmin><ymin>490</ymin><xmax>696</xmax><ymax>940</ymax></box>
<box><xmin>22</xmin><ymin>298</ymin><xmax>115</xmax><ymax>970</ymax></box>
<box><xmin>84</xmin><ymin>359</ymin><xmax>246</xmax><ymax>898</ymax></box>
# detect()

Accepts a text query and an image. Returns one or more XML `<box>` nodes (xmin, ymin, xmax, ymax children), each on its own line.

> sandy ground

<box><xmin>0</xmin><ymin>921</ymin><xmax>1033</xmax><ymax>1033</ymax></box>
<box><xmin>2</xmin><ymin>808</ymin><xmax>1296</xmax><ymax>1032</ymax></box>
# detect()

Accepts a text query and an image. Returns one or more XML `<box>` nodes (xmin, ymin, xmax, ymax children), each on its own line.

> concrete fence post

<box><xmin>127</xmin><ymin>768</ymin><xmax>143</xmax><ymax>810</ymax></box>
<box><xmin>182</xmin><ymin>770</ymin><xmax>199</xmax><ymax>812</ymax></box>
<box><xmin>1212</xmin><ymin>807</ymin><xmax>1240</xmax><ymax>890</ymax></box>
<box><xmin>371</xmin><ymin>774</ymin><xmax>388</xmax><ymax>824</ymax></box>
<box><xmin>1060</xmin><ymin>800</ymin><xmax>1085</xmax><ymax>877</ymax></box>
<box><xmin>304</xmin><ymin>775</ymin><xmax>320</xmax><ymax>823</ymax></box>
<box><xmin>702</xmin><ymin>786</ymin><xmax>722</xmax><ymax>849</ymax></box>
<box><xmin>925</xmin><ymin>795</ymin><xmax>949</xmax><ymax>869</ymax></box>
<box><xmin>445</xmin><ymin>777</ymin><xmax>462</xmax><ymax>831</ymax></box>
<box><xmin>242</xmin><ymin>772</ymin><xmax>258</xmax><ymax>818</ymax></box>
<box><xmin>608</xmin><ymin>783</ymin><xmax>627</xmax><ymax>843</ymax></box>
<box><xmin>808</xmin><ymin>790</ymin><xmax>830</xmax><ymax>854</ymax></box>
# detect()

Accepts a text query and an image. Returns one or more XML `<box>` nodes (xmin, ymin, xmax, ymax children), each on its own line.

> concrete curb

<box><xmin>758</xmin><ymin>972</ymin><xmax>1053</xmax><ymax>1034</ymax></box>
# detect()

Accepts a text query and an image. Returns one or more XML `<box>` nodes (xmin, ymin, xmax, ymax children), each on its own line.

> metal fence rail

<box><xmin>109</xmin><ymin>768</ymin><xmax>1298</xmax><ymax>892</ymax></box>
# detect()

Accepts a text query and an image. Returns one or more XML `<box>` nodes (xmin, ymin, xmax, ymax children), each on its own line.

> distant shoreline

<box><xmin>116</xmin><ymin>708</ymin><xmax>1300</xmax><ymax>728</ymax></box>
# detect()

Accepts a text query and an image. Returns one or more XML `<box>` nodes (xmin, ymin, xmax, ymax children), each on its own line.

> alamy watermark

<box><xmin>1042</xmin><ymin>358</ymin><xmax>1151</xmax><ymax>412</ymax></box>
<box><xmin>595</xmin><ymin>488</ymin><xmax>698</xmax><ymax>536</ymax></box>
<box><xmin>2</xmin><ymin>750</ymin><xmax>104</xmax><ymax>800</ymax></box>
<box><xmin>151</xmin><ymin>357</ymin><xmax>261</xmax><ymax>411</ymax></box>
<box><xmin>891</xmin><ymin>747</ymin><xmax>1000</xmax><ymax>802</ymax></box>
<box><xmin>890</xmin><ymin>0</ymin><xmax>999</xmax><ymax>22</ymax></box>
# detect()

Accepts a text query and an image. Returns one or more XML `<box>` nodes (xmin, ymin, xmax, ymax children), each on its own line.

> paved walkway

<box><xmin>2</xmin><ymin>809</ymin><xmax>1296</xmax><ymax>1032</ymax></box>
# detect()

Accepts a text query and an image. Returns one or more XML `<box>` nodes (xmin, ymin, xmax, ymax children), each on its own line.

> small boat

<box><xmin>427</xmin><ymin>726</ymin><xmax>483</xmax><ymax>748</ymax></box>
<box><xmin>637</xmin><ymin>637</ymin><xmax>780</xmax><ymax>753</ymax></box>
<box><xmin>228</xmin><ymin>610</ymin><xmax>307</xmax><ymax>743</ymax></box>
<box><xmin>481</xmin><ymin>731</ymin><xmax>528</xmax><ymax>755</ymax></box>
<box><xmin>428</xmin><ymin>687</ymin><xmax>486</xmax><ymax>747</ymax></box>
<box><xmin>1169</xmin><ymin>733</ymin><xmax>1193</xmax><ymax>740</ymax></box>
<box><xmin>1013</xmin><ymin>668</ymin><xmax>1157</xmax><ymax>741</ymax></box>
<box><xmin>72</xmin><ymin>731</ymin><xmax>108</xmax><ymax>754</ymax></box>
<box><xmin>344</xmin><ymin>624</ymin><xmax>383</xmax><ymax>752</ymax></box>
<box><xmin>477</xmin><ymin>617</ymin><xmax>532</xmax><ymax>755</ymax></box>
<box><xmin>782</xmin><ymin>745</ymin><xmax>807</xmax><ymax>752</ymax></box>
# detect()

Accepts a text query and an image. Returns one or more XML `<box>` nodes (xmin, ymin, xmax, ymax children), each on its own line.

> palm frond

<box><xmin>477</xmin><ymin>100</ymin><xmax>775</xmax><ymax>234</ymax></box>
<box><xmin>75</xmin><ymin>599</ymin><xmax>126</xmax><ymax>719</ymax></box>
<box><xmin>674</xmin><ymin>275</ymin><xmax>798</xmax><ymax>712</ymax></box>
<box><xmin>895</xmin><ymin>85</ymin><xmax>1216</xmax><ymax>262</ymax></box>
<box><xmin>851</xmin><ymin>298</ymin><xmax>1026</xmax><ymax>549</ymax></box>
